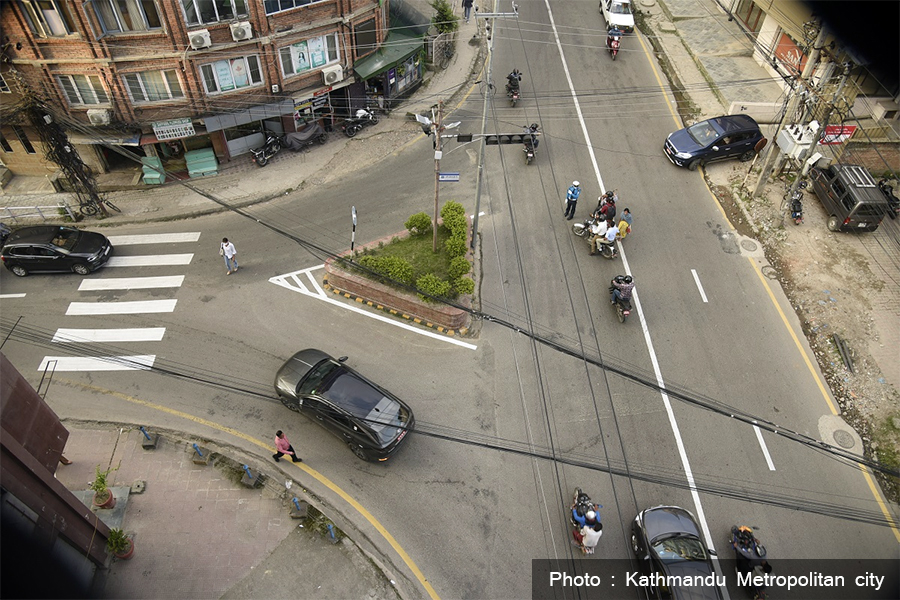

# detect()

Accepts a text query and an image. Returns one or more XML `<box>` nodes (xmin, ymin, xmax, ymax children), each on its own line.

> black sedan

<box><xmin>664</xmin><ymin>114</ymin><xmax>765</xmax><ymax>171</ymax></box>
<box><xmin>274</xmin><ymin>349</ymin><xmax>414</xmax><ymax>462</ymax></box>
<box><xmin>631</xmin><ymin>506</ymin><xmax>723</xmax><ymax>600</ymax></box>
<box><xmin>0</xmin><ymin>225</ymin><xmax>113</xmax><ymax>277</ymax></box>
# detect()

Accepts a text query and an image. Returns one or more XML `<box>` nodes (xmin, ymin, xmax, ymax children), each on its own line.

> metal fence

<box><xmin>1</xmin><ymin>203</ymin><xmax>77</xmax><ymax>223</ymax></box>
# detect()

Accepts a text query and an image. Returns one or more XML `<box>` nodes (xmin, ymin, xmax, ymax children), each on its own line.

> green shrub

<box><xmin>358</xmin><ymin>255</ymin><xmax>415</xmax><ymax>286</ymax></box>
<box><xmin>445</xmin><ymin>232</ymin><xmax>467</xmax><ymax>258</ymax></box>
<box><xmin>405</xmin><ymin>212</ymin><xmax>433</xmax><ymax>236</ymax></box>
<box><xmin>448</xmin><ymin>256</ymin><xmax>470</xmax><ymax>280</ymax></box>
<box><xmin>454</xmin><ymin>276</ymin><xmax>474</xmax><ymax>296</ymax></box>
<box><xmin>430</xmin><ymin>0</ymin><xmax>459</xmax><ymax>33</ymax></box>
<box><xmin>416</xmin><ymin>273</ymin><xmax>451</xmax><ymax>302</ymax></box>
<box><xmin>440</xmin><ymin>201</ymin><xmax>467</xmax><ymax>233</ymax></box>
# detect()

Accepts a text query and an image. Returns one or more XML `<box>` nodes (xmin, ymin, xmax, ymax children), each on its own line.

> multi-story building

<box><xmin>0</xmin><ymin>0</ymin><xmax>429</xmax><ymax>177</ymax></box>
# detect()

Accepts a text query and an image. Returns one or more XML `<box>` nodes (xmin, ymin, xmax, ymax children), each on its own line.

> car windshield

<box><xmin>51</xmin><ymin>228</ymin><xmax>81</xmax><ymax>252</ymax></box>
<box><xmin>611</xmin><ymin>2</ymin><xmax>631</xmax><ymax>14</ymax></box>
<box><xmin>650</xmin><ymin>533</ymin><xmax>708</xmax><ymax>562</ymax></box>
<box><xmin>686</xmin><ymin>122</ymin><xmax>720</xmax><ymax>146</ymax></box>
<box><xmin>298</xmin><ymin>360</ymin><xmax>342</xmax><ymax>396</ymax></box>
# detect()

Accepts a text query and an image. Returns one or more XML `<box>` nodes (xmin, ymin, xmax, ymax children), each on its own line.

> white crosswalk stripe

<box><xmin>39</xmin><ymin>355</ymin><xmax>155</xmax><ymax>371</ymax></box>
<box><xmin>52</xmin><ymin>328</ymin><xmax>167</xmax><ymax>343</ymax></box>
<box><xmin>106</xmin><ymin>232</ymin><xmax>201</xmax><ymax>245</ymax></box>
<box><xmin>106</xmin><ymin>254</ymin><xmax>193</xmax><ymax>267</ymax></box>
<box><xmin>66</xmin><ymin>299</ymin><xmax>177</xmax><ymax>315</ymax></box>
<box><xmin>78</xmin><ymin>276</ymin><xmax>184</xmax><ymax>291</ymax></box>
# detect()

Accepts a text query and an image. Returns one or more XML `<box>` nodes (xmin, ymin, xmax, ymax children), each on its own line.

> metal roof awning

<box><xmin>353</xmin><ymin>31</ymin><xmax>424</xmax><ymax>80</ymax></box>
<box><xmin>203</xmin><ymin>99</ymin><xmax>296</xmax><ymax>132</ymax></box>
<box><xmin>67</xmin><ymin>133</ymin><xmax>142</xmax><ymax>146</ymax></box>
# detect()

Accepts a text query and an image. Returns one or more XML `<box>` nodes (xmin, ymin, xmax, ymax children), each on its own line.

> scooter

<box><xmin>506</xmin><ymin>69</ymin><xmax>522</xmax><ymax>107</ymax></box>
<box><xmin>250</xmin><ymin>131</ymin><xmax>282</xmax><ymax>167</ymax></box>
<box><xmin>607</xmin><ymin>28</ymin><xmax>622</xmax><ymax>60</ymax></box>
<box><xmin>609</xmin><ymin>277</ymin><xmax>632</xmax><ymax>323</ymax></box>
<box><xmin>731</xmin><ymin>525</ymin><xmax>771</xmax><ymax>600</ymax></box>
<box><xmin>786</xmin><ymin>180</ymin><xmax>807</xmax><ymax>225</ymax></box>
<box><xmin>570</xmin><ymin>488</ymin><xmax>602</xmax><ymax>555</ymax></box>
<box><xmin>283</xmin><ymin>122</ymin><xmax>328</xmax><ymax>152</ymax></box>
<box><xmin>342</xmin><ymin>108</ymin><xmax>379</xmax><ymax>138</ymax></box>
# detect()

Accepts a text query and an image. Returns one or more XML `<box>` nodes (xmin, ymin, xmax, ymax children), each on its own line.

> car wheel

<box><xmin>278</xmin><ymin>395</ymin><xmax>302</xmax><ymax>413</ymax></box>
<box><xmin>827</xmin><ymin>216</ymin><xmax>841</xmax><ymax>232</ymax></box>
<box><xmin>72</xmin><ymin>263</ymin><xmax>91</xmax><ymax>275</ymax></box>
<box><xmin>349</xmin><ymin>443</ymin><xmax>368</xmax><ymax>460</ymax></box>
<box><xmin>739</xmin><ymin>150</ymin><xmax>755</xmax><ymax>162</ymax></box>
<box><xmin>687</xmin><ymin>159</ymin><xmax>701</xmax><ymax>171</ymax></box>
<box><xmin>10</xmin><ymin>265</ymin><xmax>28</xmax><ymax>277</ymax></box>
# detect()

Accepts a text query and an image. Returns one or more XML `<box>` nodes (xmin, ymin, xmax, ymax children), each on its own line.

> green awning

<box><xmin>353</xmin><ymin>31</ymin><xmax>424</xmax><ymax>80</ymax></box>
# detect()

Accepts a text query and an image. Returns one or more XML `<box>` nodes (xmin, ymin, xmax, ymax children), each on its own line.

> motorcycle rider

<box><xmin>580</xmin><ymin>522</ymin><xmax>603</xmax><ymax>554</ymax></box>
<box><xmin>610</xmin><ymin>274</ymin><xmax>634</xmax><ymax>305</ymax></box>
<box><xmin>597</xmin><ymin>221</ymin><xmax>619</xmax><ymax>256</ymax></box>
<box><xmin>524</xmin><ymin>123</ymin><xmax>540</xmax><ymax>150</ymax></box>
<box><xmin>588</xmin><ymin>217</ymin><xmax>608</xmax><ymax>255</ymax></box>
<box><xmin>506</xmin><ymin>68</ymin><xmax>522</xmax><ymax>96</ymax></box>
<box><xmin>607</xmin><ymin>25</ymin><xmax>623</xmax><ymax>50</ymax></box>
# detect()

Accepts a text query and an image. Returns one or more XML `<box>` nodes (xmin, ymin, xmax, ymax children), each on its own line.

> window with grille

<box><xmin>19</xmin><ymin>0</ymin><xmax>76</xmax><ymax>36</ymax></box>
<box><xmin>123</xmin><ymin>70</ymin><xmax>184</xmax><ymax>102</ymax></box>
<box><xmin>278</xmin><ymin>34</ymin><xmax>339</xmax><ymax>77</ymax></box>
<box><xmin>57</xmin><ymin>74</ymin><xmax>110</xmax><ymax>105</ymax></box>
<box><xmin>91</xmin><ymin>0</ymin><xmax>162</xmax><ymax>33</ymax></box>
<box><xmin>264</xmin><ymin>0</ymin><xmax>323</xmax><ymax>16</ymax></box>
<box><xmin>199</xmin><ymin>56</ymin><xmax>263</xmax><ymax>94</ymax></box>
<box><xmin>12</xmin><ymin>126</ymin><xmax>36</xmax><ymax>154</ymax></box>
<box><xmin>181</xmin><ymin>0</ymin><xmax>248</xmax><ymax>26</ymax></box>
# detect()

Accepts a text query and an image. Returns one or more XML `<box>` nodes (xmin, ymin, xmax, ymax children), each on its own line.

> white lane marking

<box><xmin>66</xmin><ymin>299</ymin><xmax>177</xmax><ymax>315</ymax></box>
<box><xmin>0</xmin><ymin>293</ymin><xmax>27</xmax><ymax>299</ymax></box>
<box><xmin>106</xmin><ymin>254</ymin><xmax>193</xmax><ymax>267</ymax></box>
<box><xmin>79</xmin><ymin>275</ymin><xmax>185</xmax><ymax>291</ymax></box>
<box><xmin>269</xmin><ymin>266</ymin><xmax>477</xmax><ymax>350</ymax></box>
<box><xmin>52</xmin><ymin>328</ymin><xmax>166</xmax><ymax>343</ymax></box>
<box><xmin>753</xmin><ymin>421</ymin><xmax>776</xmax><ymax>471</ymax></box>
<box><xmin>544</xmin><ymin>0</ymin><xmax>724</xmax><ymax>591</ymax></box>
<box><xmin>38</xmin><ymin>355</ymin><xmax>155</xmax><ymax>371</ymax></box>
<box><xmin>691</xmin><ymin>269</ymin><xmax>709</xmax><ymax>303</ymax></box>
<box><xmin>469</xmin><ymin>211</ymin><xmax>486</xmax><ymax>219</ymax></box>
<box><xmin>106</xmin><ymin>233</ymin><xmax>201</xmax><ymax>245</ymax></box>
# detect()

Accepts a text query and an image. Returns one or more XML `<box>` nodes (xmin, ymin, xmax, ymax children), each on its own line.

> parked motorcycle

<box><xmin>609</xmin><ymin>276</ymin><xmax>632</xmax><ymax>323</ymax></box>
<box><xmin>283</xmin><ymin>122</ymin><xmax>328</xmax><ymax>152</ymax></box>
<box><xmin>607</xmin><ymin>27</ymin><xmax>622</xmax><ymax>60</ymax></box>
<box><xmin>877</xmin><ymin>178</ymin><xmax>900</xmax><ymax>219</ymax></box>
<box><xmin>731</xmin><ymin>525</ymin><xmax>771</xmax><ymax>600</ymax></box>
<box><xmin>573</xmin><ymin>219</ymin><xmax>619</xmax><ymax>259</ymax></box>
<box><xmin>523</xmin><ymin>123</ymin><xmax>539</xmax><ymax>165</ymax></box>
<box><xmin>506</xmin><ymin>69</ymin><xmax>522</xmax><ymax>107</ymax></box>
<box><xmin>342</xmin><ymin>108</ymin><xmax>379</xmax><ymax>138</ymax></box>
<box><xmin>570</xmin><ymin>488</ymin><xmax>602</xmax><ymax>555</ymax></box>
<box><xmin>250</xmin><ymin>132</ymin><xmax>282</xmax><ymax>167</ymax></box>
<box><xmin>787</xmin><ymin>180</ymin><xmax>807</xmax><ymax>225</ymax></box>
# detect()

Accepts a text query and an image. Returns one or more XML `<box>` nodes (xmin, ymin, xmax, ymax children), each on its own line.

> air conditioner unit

<box><xmin>322</xmin><ymin>65</ymin><xmax>343</xmax><ymax>85</ymax></box>
<box><xmin>189</xmin><ymin>29</ymin><xmax>211</xmax><ymax>50</ymax></box>
<box><xmin>230</xmin><ymin>22</ymin><xmax>252</xmax><ymax>42</ymax></box>
<box><xmin>86</xmin><ymin>109</ymin><xmax>111</xmax><ymax>126</ymax></box>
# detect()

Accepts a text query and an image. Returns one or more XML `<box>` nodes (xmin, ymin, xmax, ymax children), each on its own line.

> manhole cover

<box><xmin>833</xmin><ymin>429</ymin><xmax>855</xmax><ymax>449</ymax></box>
<box><xmin>740</xmin><ymin>239</ymin><xmax>758</xmax><ymax>252</ymax></box>
<box><xmin>761</xmin><ymin>265</ymin><xmax>778</xmax><ymax>279</ymax></box>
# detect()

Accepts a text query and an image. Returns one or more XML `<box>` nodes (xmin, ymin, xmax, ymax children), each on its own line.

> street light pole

<box><xmin>351</xmin><ymin>205</ymin><xmax>357</xmax><ymax>253</ymax></box>
<box><xmin>433</xmin><ymin>99</ymin><xmax>443</xmax><ymax>253</ymax></box>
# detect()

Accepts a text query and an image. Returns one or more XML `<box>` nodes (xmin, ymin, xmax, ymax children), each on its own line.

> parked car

<box><xmin>809</xmin><ymin>164</ymin><xmax>891</xmax><ymax>232</ymax></box>
<box><xmin>600</xmin><ymin>0</ymin><xmax>635</xmax><ymax>33</ymax></box>
<box><xmin>0</xmin><ymin>225</ymin><xmax>113</xmax><ymax>277</ymax></box>
<box><xmin>274</xmin><ymin>349</ymin><xmax>415</xmax><ymax>462</ymax></box>
<box><xmin>664</xmin><ymin>114</ymin><xmax>765</xmax><ymax>171</ymax></box>
<box><xmin>631</xmin><ymin>506</ymin><xmax>723</xmax><ymax>600</ymax></box>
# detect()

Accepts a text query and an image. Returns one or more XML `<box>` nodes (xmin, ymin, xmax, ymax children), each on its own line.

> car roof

<box><xmin>642</xmin><ymin>505</ymin><xmax>701</xmax><ymax>542</ymax></box>
<box><xmin>4</xmin><ymin>226</ymin><xmax>72</xmax><ymax>246</ymax></box>
<box><xmin>710</xmin><ymin>114</ymin><xmax>759</xmax><ymax>133</ymax></box>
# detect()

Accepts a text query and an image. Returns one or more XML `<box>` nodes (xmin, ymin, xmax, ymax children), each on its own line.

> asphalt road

<box><xmin>1</xmin><ymin>3</ymin><xmax>897</xmax><ymax>600</ymax></box>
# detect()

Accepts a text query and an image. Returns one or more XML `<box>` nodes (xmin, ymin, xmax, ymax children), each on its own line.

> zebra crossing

<box><xmin>39</xmin><ymin>232</ymin><xmax>199</xmax><ymax>372</ymax></box>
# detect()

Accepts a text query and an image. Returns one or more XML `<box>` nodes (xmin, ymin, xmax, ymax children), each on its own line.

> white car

<box><xmin>600</xmin><ymin>0</ymin><xmax>635</xmax><ymax>33</ymax></box>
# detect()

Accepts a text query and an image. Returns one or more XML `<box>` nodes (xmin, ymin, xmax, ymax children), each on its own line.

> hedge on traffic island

<box><xmin>323</xmin><ymin>201</ymin><xmax>474</xmax><ymax>332</ymax></box>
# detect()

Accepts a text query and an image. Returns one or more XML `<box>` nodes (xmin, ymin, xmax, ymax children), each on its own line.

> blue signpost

<box><xmin>438</xmin><ymin>172</ymin><xmax>460</xmax><ymax>182</ymax></box>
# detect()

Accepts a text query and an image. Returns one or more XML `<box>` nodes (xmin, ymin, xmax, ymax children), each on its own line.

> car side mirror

<box><xmin>708</xmin><ymin>549</ymin><xmax>717</xmax><ymax>556</ymax></box>
<box><xmin>338</xmin><ymin>356</ymin><xmax>348</xmax><ymax>363</ymax></box>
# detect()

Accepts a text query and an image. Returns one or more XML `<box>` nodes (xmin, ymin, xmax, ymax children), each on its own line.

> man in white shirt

<box><xmin>580</xmin><ymin>522</ymin><xmax>603</xmax><ymax>553</ymax></box>
<box><xmin>588</xmin><ymin>218</ymin><xmax>608</xmax><ymax>255</ymax></box>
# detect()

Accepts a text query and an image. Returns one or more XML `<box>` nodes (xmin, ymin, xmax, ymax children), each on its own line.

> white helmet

<box><xmin>573</xmin><ymin>181</ymin><xmax>580</xmax><ymax>187</ymax></box>
<box><xmin>586</xmin><ymin>510</ymin><xmax>596</xmax><ymax>521</ymax></box>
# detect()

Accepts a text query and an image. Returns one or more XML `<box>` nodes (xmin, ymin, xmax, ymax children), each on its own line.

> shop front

<box><xmin>352</xmin><ymin>30</ymin><xmax>425</xmax><ymax>110</ymax></box>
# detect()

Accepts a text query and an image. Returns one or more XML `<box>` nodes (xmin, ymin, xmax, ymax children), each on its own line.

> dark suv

<box><xmin>1</xmin><ymin>226</ymin><xmax>113</xmax><ymax>277</ymax></box>
<box><xmin>809</xmin><ymin>164</ymin><xmax>890</xmax><ymax>232</ymax></box>
<box><xmin>664</xmin><ymin>114</ymin><xmax>765</xmax><ymax>171</ymax></box>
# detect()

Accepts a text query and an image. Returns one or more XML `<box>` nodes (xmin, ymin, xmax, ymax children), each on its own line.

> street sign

<box><xmin>439</xmin><ymin>172</ymin><xmax>460</xmax><ymax>182</ymax></box>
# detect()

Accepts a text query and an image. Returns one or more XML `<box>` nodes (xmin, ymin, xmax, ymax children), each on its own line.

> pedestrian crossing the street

<box><xmin>42</xmin><ymin>232</ymin><xmax>199</xmax><ymax>373</ymax></box>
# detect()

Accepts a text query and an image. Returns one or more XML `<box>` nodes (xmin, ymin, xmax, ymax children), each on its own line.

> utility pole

<box><xmin>432</xmin><ymin>99</ymin><xmax>443</xmax><ymax>252</ymax></box>
<box><xmin>752</xmin><ymin>21</ymin><xmax>827</xmax><ymax>197</ymax></box>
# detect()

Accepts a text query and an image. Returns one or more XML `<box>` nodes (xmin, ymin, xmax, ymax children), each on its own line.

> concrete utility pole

<box><xmin>433</xmin><ymin>99</ymin><xmax>443</xmax><ymax>252</ymax></box>
<box><xmin>752</xmin><ymin>21</ymin><xmax>828</xmax><ymax>197</ymax></box>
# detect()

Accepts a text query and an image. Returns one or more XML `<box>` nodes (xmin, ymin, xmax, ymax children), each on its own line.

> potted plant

<box><xmin>106</xmin><ymin>528</ymin><xmax>134</xmax><ymax>560</ymax></box>
<box><xmin>91</xmin><ymin>465</ymin><xmax>117</xmax><ymax>509</ymax></box>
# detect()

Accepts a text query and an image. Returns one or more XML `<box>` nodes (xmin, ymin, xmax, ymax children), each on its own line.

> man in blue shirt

<box><xmin>564</xmin><ymin>181</ymin><xmax>582</xmax><ymax>220</ymax></box>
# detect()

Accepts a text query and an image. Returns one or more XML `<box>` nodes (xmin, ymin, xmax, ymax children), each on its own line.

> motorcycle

<box><xmin>607</xmin><ymin>28</ymin><xmax>622</xmax><ymax>60</ymax></box>
<box><xmin>609</xmin><ymin>276</ymin><xmax>632</xmax><ymax>323</ymax></box>
<box><xmin>877</xmin><ymin>179</ymin><xmax>900</xmax><ymax>219</ymax></box>
<box><xmin>731</xmin><ymin>525</ymin><xmax>771</xmax><ymax>600</ymax></box>
<box><xmin>787</xmin><ymin>180</ymin><xmax>807</xmax><ymax>225</ymax></box>
<box><xmin>573</xmin><ymin>219</ymin><xmax>619</xmax><ymax>260</ymax></box>
<box><xmin>250</xmin><ymin>131</ymin><xmax>283</xmax><ymax>167</ymax></box>
<box><xmin>342</xmin><ymin>108</ymin><xmax>379</xmax><ymax>138</ymax></box>
<box><xmin>570</xmin><ymin>488</ymin><xmax>602</xmax><ymax>555</ymax></box>
<box><xmin>283</xmin><ymin>122</ymin><xmax>328</xmax><ymax>152</ymax></box>
<box><xmin>523</xmin><ymin>123</ymin><xmax>539</xmax><ymax>165</ymax></box>
<box><xmin>506</xmin><ymin>69</ymin><xmax>522</xmax><ymax>107</ymax></box>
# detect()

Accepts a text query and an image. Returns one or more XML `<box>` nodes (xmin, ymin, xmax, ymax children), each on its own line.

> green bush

<box><xmin>448</xmin><ymin>255</ymin><xmax>470</xmax><ymax>280</ymax></box>
<box><xmin>358</xmin><ymin>255</ymin><xmax>415</xmax><ymax>286</ymax></box>
<box><xmin>430</xmin><ymin>0</ymin><xmax>459</xmax><ymax>33</ymax></box>
<box><xmin>445</xmin><ymin>232</ymin><xmax>467</xmax><ymax>258</ymax></box>
<box><xmin>440</xmin><ymin>201</ymin><xmax>466</xmax><ymax>233</ymax></box>
<box><xmin>416</xmin><ymin>273</ymin><xmax>451</xmax><ymax>302</ymax></box>
<box><xmin>405</xmin><ymin>212</ymin><xmax>433</xmax><ymax>236</ymax></box>
<box><xmin>454</xmin><ymin>276</ymin><xmax>474</xmax><ymax>296</ymax></box>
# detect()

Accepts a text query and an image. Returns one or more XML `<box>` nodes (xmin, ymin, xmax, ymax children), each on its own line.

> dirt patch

<box><xmin>711</xmin><ymin>164</ymin><xmax>900</xmax><ymax>501</ymax></box>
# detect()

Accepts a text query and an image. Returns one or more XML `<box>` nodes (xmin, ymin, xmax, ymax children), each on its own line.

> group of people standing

<box><xmin>566</xmin><ymin>181</ymin><xmax>634</xmax><ymax>255</ymax></box>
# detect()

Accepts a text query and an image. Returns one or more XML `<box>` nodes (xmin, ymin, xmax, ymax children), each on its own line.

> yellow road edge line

<box><xmin>859</xmin><ymin>464</ymin><xmax>900</xmax><ymax>542</ymax></box>
<box><xmin>637</xmin><ymin>31</ymin><xmax>681</xmax><ymax>128</ymax></box>
<box><xmin>66</xmin><ymin>380</ymin><xmax>441</xmax><ymax>600</ymax></box>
